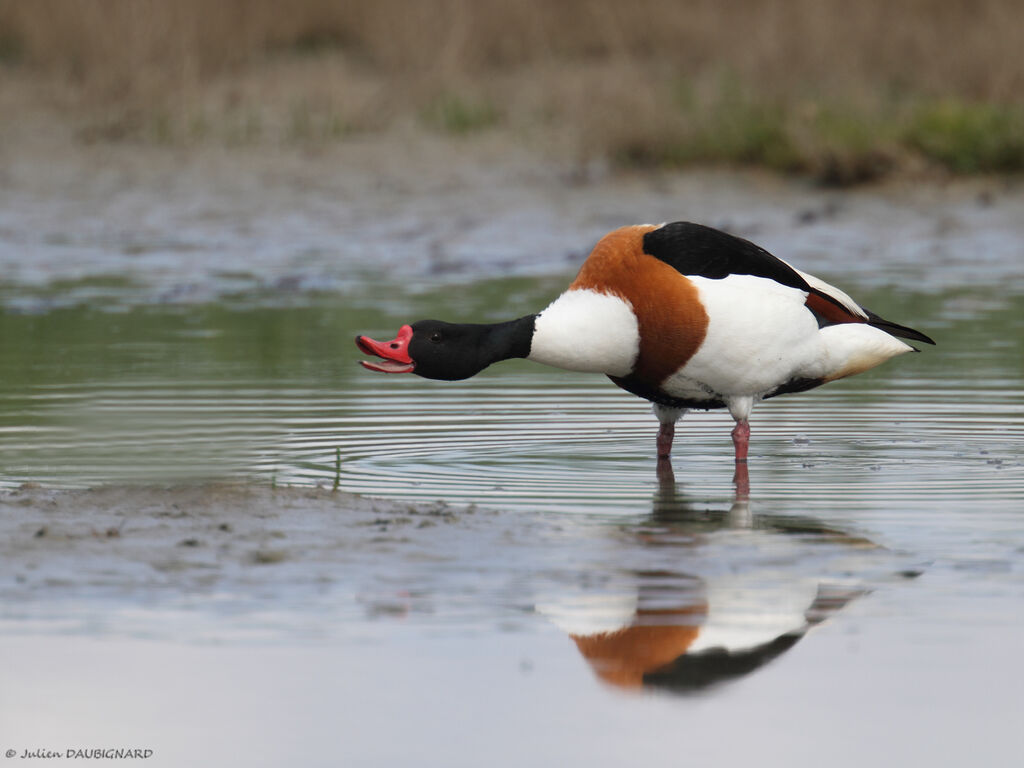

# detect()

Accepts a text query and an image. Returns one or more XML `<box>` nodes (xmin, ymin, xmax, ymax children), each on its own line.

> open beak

<box><xmin>355</xmin><ymin>325</ymin><xmax>416</xmax><ymax>374</ymax></box>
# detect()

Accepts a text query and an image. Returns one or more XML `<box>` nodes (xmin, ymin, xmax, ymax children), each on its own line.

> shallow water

<box><xmin>0</xmin><ymin>280</ymin><xmax>1020</xmax><ymax>508</ymax></box>
<box><xmin>1</xmin><ymin>161</ymin><xmax>1023</xmax><ymax>766</ymax></box>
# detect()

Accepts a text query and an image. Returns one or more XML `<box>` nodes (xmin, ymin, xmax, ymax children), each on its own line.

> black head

<box><xmin>356</xmin><ymin>316</ymin><xmax>535</xmax><ymax>381</ymax></box>
<box><xmin>406</xmin><ymin>319</ymin><xmax>495</xmax><ymax>381</ymax></box>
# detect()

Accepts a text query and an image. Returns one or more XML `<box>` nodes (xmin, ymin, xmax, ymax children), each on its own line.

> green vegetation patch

<box><xmin>905</xmin><ymin>100</ymin><xmax>1024</xmax><ymax>174</ymax></box>
<box><xmin>612</xmin><ymin>79</ymin><xmax>806</xmax><ymax>177</ymax></box>
<box><xmin>0</xmin><ymin>29</ymin><xmax>21</xmax><ymax>64</ymax></box>
<box><xmin>421</xmin><ymin>93</ymin><xmax>500</xmax><ymax>135</ymax></box>
<box><xmin>613</xmin><ymin>78</ymin><xmax>1024</xmax><ymax>183</ymax></box>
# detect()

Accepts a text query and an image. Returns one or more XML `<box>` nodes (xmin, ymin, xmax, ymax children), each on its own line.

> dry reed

<box><xmin>2</xmin><ymin>0</ymin><xmax>1022</xmax><ymax>178</ymax></box>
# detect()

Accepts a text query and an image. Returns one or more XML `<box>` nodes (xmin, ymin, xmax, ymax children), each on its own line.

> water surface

<box><xmin>0</xmin><ymin>163</ymin><xmax>1022</xmax><ymax>767</ymax></box>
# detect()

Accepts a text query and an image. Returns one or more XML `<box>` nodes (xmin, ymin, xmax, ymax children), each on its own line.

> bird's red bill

<box><xmin>356</xmin><ymin>325</ymin><xmax>416</xmax><ymax>374</ymax></box>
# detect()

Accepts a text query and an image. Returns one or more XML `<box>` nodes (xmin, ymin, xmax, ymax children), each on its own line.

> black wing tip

<box><xmin>883</xmin><ymin>325</ymin><xmax>936</xmax><ymax>345</ymax></box>
<box><xmin>872</xmin><ymin>323</ymin><xmax>936</xmax><ymax>345</ymax></box>
<box><xmin>864</xmin><ymin>310</ymin><xmax>936</xmax><ymax>345</ymax></box>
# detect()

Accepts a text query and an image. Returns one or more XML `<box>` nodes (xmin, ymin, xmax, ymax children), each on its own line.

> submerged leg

<box><xmin>657</xmin><ymin>421</ymin><xmax>675</xmax><ymax>460</ymax></box>
<box><xmin>731</xmin><ymin>420</ymin><xmax>751</xmax><ymax>463</ymax></box>
<box><xmin>726</xmin><ymin>396</ymin><xmax>755</xmax><ymax>464</ymax></box>
<box><xmin>656</xmin><ymin>452</ymin><xmax>676</xmax><ymax>484</ymax></box>
<box><xmin>653</xmin><ymin>405</ymin><xmax>687</xmax><ymax>460</ymax></box>
<box><xmin>653</xmin><ymin>405</ymin><xmax>686</xmax><ymax>478</ymax></box>
<box><xmin>731</xmin><ymin>452</ymin><xmax>750</xmax><ymax>499</ymax></box>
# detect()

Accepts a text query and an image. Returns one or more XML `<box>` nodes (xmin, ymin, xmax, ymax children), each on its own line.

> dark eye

<box><xmin>429</xmin><ymin>332</ymin><xmax>443</xmax><ymax>344</ymax></box>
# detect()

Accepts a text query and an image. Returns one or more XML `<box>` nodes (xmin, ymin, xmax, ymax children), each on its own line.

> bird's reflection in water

<box><xmin>541</xmin><ymin>462</ymin><xmax>870</xmax><ymax>694</ymax></box>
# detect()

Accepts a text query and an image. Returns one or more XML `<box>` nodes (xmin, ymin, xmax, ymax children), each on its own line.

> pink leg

<box><xmin>732</xmin><ymin>460</ymin><xmax>750</xmax><ymax>500</ymax></box>
<box><xmin>731</xmin><ymin>420</ymin><xmax>750</xmax><ymax>463</ymax></box>
<box><xmin>656</xmin><ymin>455</ymin><xmax>676</xmax><ymax>485</ymax></box>
<box><xmin>657</xmin><ymin>421</ymin><xmax>675</xmax><ymax>459</ymax></box>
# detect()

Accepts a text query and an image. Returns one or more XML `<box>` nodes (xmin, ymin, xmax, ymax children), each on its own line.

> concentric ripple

<box><xmin>3</xmin><ymin>371</ymin><xmax>1020</xmax><ymax>515</ymax></box>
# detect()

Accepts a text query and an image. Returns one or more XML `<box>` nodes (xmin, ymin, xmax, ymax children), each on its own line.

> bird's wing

<box><xmin>642</xmin><ymin>222</ymin><xmax>812</xmax><ymax>291</ymax></box>
<box><xmin>642</xmin><ymin>222</ymin><xmax>934</xmax><ymax>344</ymax></box>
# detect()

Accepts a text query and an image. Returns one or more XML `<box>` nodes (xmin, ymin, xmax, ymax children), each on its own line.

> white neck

<box><xmin>527</xmin><ymin>289</ymin><xmax>639</xmax><ymax>376</ymax></box>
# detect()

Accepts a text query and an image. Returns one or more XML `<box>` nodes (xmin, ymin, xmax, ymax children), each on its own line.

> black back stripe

<box><xmin>642</xmin><ymin>222</ymin><xmax>866</xmax><ymax>319</ymax></box>
<box><xmin>642</xmin><ymin>222</ymin><xmax>811</xmax><ymax>291</ymax></box>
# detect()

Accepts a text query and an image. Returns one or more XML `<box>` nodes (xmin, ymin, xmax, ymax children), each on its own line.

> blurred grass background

<box><xmin>1</xmin><ymin>0</ymin><xmax>1023</xmax><ymax>183</ymax></box>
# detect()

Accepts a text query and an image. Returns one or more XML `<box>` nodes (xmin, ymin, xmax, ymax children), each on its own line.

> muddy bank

<box><xmin>2</xmin><ymin>483</ymin><xmax>486</xmax><ymax>596</ymax></box>
<box><xmin>0</xmin><ymin>480</ymin><xmax>907</xmax><ymax>645</ymax></box>
<box><xmin>0</xmin><ymin>482</ymin><xmax>588</xmax><ymax>640</ymax></box>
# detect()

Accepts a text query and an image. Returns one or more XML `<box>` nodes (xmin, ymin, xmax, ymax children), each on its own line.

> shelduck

<box><xmin>538</xmin><ymin>570</ymin><xmax>863</xmax><ymax>691</ymax></box>
<box><xmin>356</xmin><ymin>222</ymin><xmax>934</xmax><ymax>466</ymax></box>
